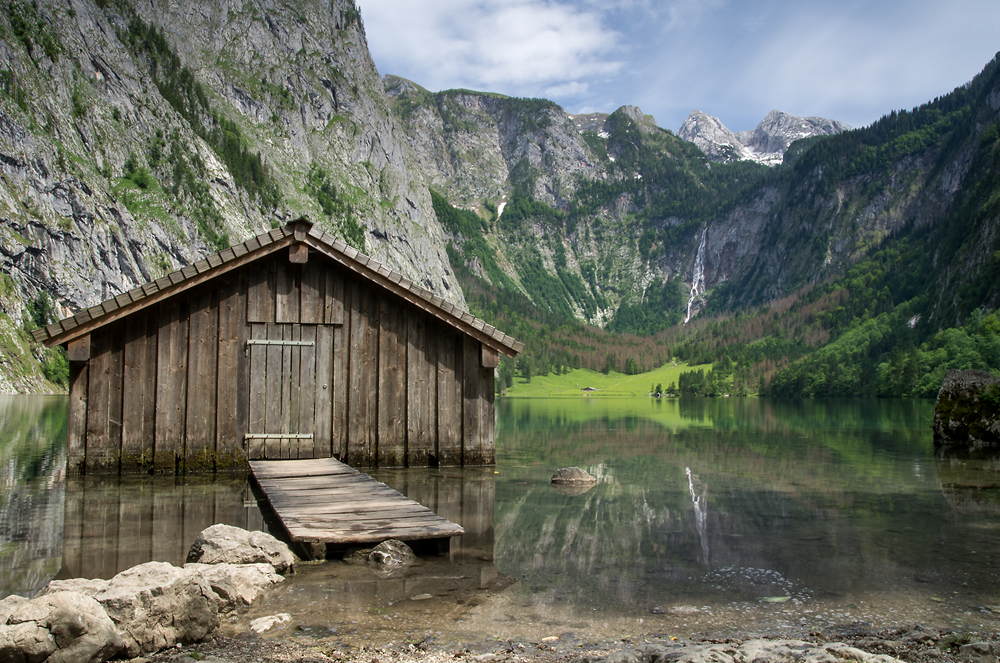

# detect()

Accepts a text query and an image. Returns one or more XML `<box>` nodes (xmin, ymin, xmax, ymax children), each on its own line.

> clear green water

<box><xmin>4</xmin><ymin>395</ymin><xmax>1000</xmax><ymax>642</ymax></box>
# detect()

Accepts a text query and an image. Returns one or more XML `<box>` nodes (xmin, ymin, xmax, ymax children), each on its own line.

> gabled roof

<box><xmin>32</xmin><ymin>218</ymin><xmax>523</xmax><ymax>357</ymax></box>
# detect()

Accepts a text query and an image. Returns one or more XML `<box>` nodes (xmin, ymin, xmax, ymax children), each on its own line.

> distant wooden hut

<box><xmin>32</xmin><ymin>219</ymin><xmax>522</xmax><ymax>474</ymax></box>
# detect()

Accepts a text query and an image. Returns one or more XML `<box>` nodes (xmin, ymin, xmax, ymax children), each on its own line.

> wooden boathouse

<box><xmin>33</xmin><ymin>218</ymin><xmax>522</xmax><ymax>474</ymax></box>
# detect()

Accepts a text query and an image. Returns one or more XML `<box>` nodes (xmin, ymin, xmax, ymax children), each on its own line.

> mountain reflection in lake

<box><xmin>4</xmin><ymin>395</ymin><xmax>1000</xmax><ymax>642</ymax></box>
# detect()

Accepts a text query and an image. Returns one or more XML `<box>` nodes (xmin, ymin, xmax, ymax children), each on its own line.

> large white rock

<box><xmin>184</xmin><ymin>562</ymin><xmax>284</xmax><ymax>613</ymax></box>
<box><xmin>187</xmin><ymin>524</ymin><xmax>296</xmax><ymax>573</ymax></box>
<box><xmin>93</xmin><ymin>561</ymin><xmax>218</xmax><ymax>657</ymax></box>
<box><xmin>0</xmin><ymin>591</ymin><xmax>123</xmax><ymax>663</ymax></box>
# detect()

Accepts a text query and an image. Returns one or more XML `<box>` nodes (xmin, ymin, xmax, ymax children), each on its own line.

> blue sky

<box><xmin>359</xmin><ymin>0</ymin><xmax>1000</xmax><ymax>133</ymax></box>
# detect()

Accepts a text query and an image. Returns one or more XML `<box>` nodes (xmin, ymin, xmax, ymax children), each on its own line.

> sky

<box><xmin>358</xmin><ymin>0</ymin><xmax>1000</xmax><ymax>133</ymax></box>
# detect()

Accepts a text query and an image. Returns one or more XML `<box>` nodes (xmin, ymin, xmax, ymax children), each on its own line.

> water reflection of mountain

<box><xmin>493</xmin><ymin>398</ymin><xmax>999</xmax><ymax>612</ymax></box>
<box><xmin>0</xmin><ymin>396</ymin><xmax>67</xmax><ymax>598</ymax></box>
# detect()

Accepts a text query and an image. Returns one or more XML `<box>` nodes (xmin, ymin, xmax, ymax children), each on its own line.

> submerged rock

<box><xmin>933</xmin><ymin>369</ymin><xmax>1000</xmax><ymax>451</ymax></box>
<box><xmin>368</xmin><ymin>539</ymin><xmax>416</xmax><ymax>578</ymax></box>
<box><xmin>551</xmin><ymin>467</ymin><xmax>597</xmax><ymax>484</ymax></box>
<box><xmin>584</xmin><ymin>640</ymin><xmax>898</xmax><ymax>663</ymax></box>
<box><xmin>187</xmin><ymin>523</ymin><xmax>296</xmax><ymax>573</ymax></box>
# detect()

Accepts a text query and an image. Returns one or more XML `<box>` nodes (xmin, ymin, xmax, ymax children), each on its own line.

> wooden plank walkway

<box><xmin>249</xmin><ymin>458</ymin><xmax>464</xmax><ymax>548</ymax></box>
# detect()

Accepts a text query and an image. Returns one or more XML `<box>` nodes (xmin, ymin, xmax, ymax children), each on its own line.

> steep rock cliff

<box><xmin>0</xmin><ymin>0</ymin><xmax>462</xmax><ymax>390</ymax></box>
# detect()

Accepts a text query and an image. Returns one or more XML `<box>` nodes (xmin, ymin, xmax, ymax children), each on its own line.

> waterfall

<box><xmin>684</xmin><ymin>228</ymin><xmax>708</xmax><ymax>324</ymax></box>
<box><xmin>686</xmin><ymin>467</ymin><xmax>709</xmax><ymax>565</ymax></box>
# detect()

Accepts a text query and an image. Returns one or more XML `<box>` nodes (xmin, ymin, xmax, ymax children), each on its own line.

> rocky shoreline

<box><xmin>5</xmin><ymin>524</ymin><xmax>999</xmax><ymax>663</ymax></box>
<box><xmin>136</xmin><ymin>624</ymin><xmax>1000</xmax><ymax>663</ymax></box>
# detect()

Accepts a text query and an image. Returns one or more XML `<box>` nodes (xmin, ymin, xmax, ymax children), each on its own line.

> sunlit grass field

<box><xmin>503</xmin><ymin>361</ymin><xmax>713</xmax><ymax>397</ymax></box>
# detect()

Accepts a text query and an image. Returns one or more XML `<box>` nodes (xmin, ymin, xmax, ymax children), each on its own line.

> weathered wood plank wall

<box><xmin>69</xmin><ymin>250</ymin><xmax>496</xmax><ymax>473</ymax></box>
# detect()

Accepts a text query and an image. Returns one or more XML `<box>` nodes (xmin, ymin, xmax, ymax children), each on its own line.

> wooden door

<box><xmin>246</xmin><ymin>323</ymin><xmax>319</xmax><ymax>459</ymax></box>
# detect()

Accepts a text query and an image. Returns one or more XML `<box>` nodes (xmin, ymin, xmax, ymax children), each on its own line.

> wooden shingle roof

<box><xmin>32</xmin><ymin>219</ymin><xmax>523</xmax><ymax>357</ymax></box>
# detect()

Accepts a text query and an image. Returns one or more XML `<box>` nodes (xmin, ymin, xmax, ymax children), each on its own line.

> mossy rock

<box><xmin>933</xmin><ymin>369</ymin><xmax>1000</xmax><ymax>450</ymax></box>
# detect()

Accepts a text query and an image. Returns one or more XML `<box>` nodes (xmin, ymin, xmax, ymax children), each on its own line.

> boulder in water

<box><xmin>933</xmin><ymin>369</ymin><xmax>1000</xmax><ymax>451</ymax></box>
<box><xmin>187</xmin><ymin>523</ymin><xmax>296</xmax><ymax>573</ymax></box>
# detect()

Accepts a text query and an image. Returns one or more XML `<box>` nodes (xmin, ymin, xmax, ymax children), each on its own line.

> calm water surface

<box><xmin>3</xmin><ymin>395</ymin><xmax>1000</xmax><ymax>644</ymax></box>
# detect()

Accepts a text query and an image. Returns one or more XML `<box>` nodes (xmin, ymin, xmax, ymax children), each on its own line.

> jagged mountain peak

<box><xmin>677</xmin><ymin>110</ymin><xmax>751</xmax><ymax>163</ymax></box>
<box><xmin>613</xmin><ymin>105</ymin><xmax>659</xmax><ymax>131</ymax></box>
<box><xmin>679</xmin><ymin>109</ymin><xmax>851</xmax><ymax>166</ymax></box>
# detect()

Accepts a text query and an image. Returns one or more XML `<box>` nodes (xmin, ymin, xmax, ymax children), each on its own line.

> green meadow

<box><xmin>503</xmin><ymin>361</ymin><xmax>713</xmax><ymax>397</ymax></box>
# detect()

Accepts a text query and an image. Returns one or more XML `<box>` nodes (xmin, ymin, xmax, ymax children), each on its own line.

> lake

<box><xmin>3</xmin><ymin>395</ymin><xmax>999</xmax><ymax>644</ymax></box>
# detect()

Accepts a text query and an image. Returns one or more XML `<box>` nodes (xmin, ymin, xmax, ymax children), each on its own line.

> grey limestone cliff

<box><xmin>0</xmin><ymin>0</ymin><xmax>461</xmax><ymax>390</ymax></box>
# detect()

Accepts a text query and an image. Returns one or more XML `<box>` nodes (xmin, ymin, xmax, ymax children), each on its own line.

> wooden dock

<box><xmin>249</xmin><ymin>458</ymin><xmax>464</xmax><ymax>552</ymax></box>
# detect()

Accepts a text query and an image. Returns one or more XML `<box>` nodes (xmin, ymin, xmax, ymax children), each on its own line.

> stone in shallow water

<box><xmin>551</xmin><ymin>467</ymin><xmax>597</xmax><ymax>484</ymax></box>
<box><xmin>187</xmin><ymin>523</ymin><xmax>296</xmax><ymax>574</ymax></box>
<box><xmin>368</xmin><ymin>540</ymin><xmax>416</xmax><ymax>578</ymax></box>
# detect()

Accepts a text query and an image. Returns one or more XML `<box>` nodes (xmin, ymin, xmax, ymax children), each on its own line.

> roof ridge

<box><xmin>32</xmin><ymin>219</ymin><xmax>523</xmax><ymax>356</ymax></box>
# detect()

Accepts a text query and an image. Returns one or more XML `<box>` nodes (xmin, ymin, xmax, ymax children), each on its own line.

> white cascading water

<box><xmin>684</xmin><ymin>229</ymin><xmax>708</xmax><ymax>324</ymax></box>
<box><xmin>686</xmin><ymin>467</ymin><xmax>709</xmax><ymax>565</ymax></box>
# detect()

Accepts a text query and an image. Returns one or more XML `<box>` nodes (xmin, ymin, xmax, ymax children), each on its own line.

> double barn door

<box><xmin>246</xmin><ymin>323</ymin><xmax>329</xmax><ymax>459</ymax></box>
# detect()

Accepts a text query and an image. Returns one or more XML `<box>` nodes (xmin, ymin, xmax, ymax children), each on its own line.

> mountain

<box><xmin>677</xmin><ymin>109</ymin><xmax>851</xmax><ymax>166</ymax></box>
<box><xmin>0</xmin><ymin>0</ymin><xmax>998</xmax><ymax>396</ymax></box>
<box><xmin>0</xmin><ymin>0</ymin><xmax>463</xmax><ymax>391</ymax></box>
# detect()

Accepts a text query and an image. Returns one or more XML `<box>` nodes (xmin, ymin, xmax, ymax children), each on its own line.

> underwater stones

<box><xmin>584</xmin><ymin>640</ymin><xmax>899</xmax><ymax>663</ymax></box>
<box><xmin>551</xmin><ymin>467</ymin><xmax>597</xmax><ymax>485</ymax></box>
<box><xmin>0</xmin><ymin>591</ymin><xmax>124</xmax><ymax>663</ymax></box>
<box><xmin>187</xmin><ymin>523</ymin><xmax>296</xmax><ymax>573</ymax></box>
<box><xmin>368</xmin><ymin>539</ymin><xmax>416</xmax><ymax>578</ymax></box>
<box><xmin>933</xmin><ymin>369</ymin><xmax>1000</xmax><ymax>451</ymax></box>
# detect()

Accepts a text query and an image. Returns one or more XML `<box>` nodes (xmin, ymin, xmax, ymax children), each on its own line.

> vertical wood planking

<box><xmin>67</xmin><ymin>361</ymin><xmax>88</xmax><ymax>473</ymax></box>
<box><xmin>246</xmin><ymin>258</ymin><xmax>275</xmax><ymax>323</ymax></box>
<box><xmin>324</xmin><ymin>268</ymin><xmax>344</xmax><ymax>325</ymax></box>
<box><xmin>300</xmin><ymin>261</ymin><xmax>323</xmax><ymax>324</ymax></box>
<box><xmin>185</xmin><ymin>287</ymin><xmax>218</xmax><ymax>468</ymax></box>
<box><xmin>106</xmin><ymin>323</ymin><xmax>125</xmax><ymax>468</ymax></box>
<box><xmin>122</xmin><ymin>310</ymin><xmax>157</xmax><ymax>469</ymax></box>
<box><xmin>235</xmin><ymin>270</ymin><xmax>250</xmax><ymax>459</ymax></box>
<box><xmin>437</xmin><ymin>330</ymin><xmax>462</xmax><ymax>466</ymax></box>
<box><xmin>365</xmin><ymin>290</ymin><xmax>380</xmax><ymax>465</ymax></box>
<box><xmin>377</xmin><ymin>299</ymin><xmax>406</xmax><ymax>467</ymax></box>
<box><xmin>247</xmin><ymin>323</ymin><xmax>267</xmax><ymax>459</ymax></box>
<box><xmin>276</xmin><ymin>264</ymin><xmax>300</xmax><ymax>323</ymax></box>
<box><xmin>407</xmin><ymin>315</ymin><xmax>437</xmax><ymax>466</ymax></box>
<box><xmin>347</xmin><ymin>281</ymin><xmax>369</xmax><ymax>467</ymax></box>
<box><xmin>298</xmin><ymin>324</ymin><xmax>317</xmax><ymax>458</ymax></box>
<box><xmin>155</xmin><ymin>301</ymin><xmax>188</xmax><ymax>472</ymax></box>
<box><xmin>331</xmin><ymin>281</ymin><xmax>351</xmax><ymax>460</ymax></box>
<box><xmin>216</xmin><ymin>275</ymin><xmax>242</xmax><ymax>464</ymax></box>
<box><xmin>314</xmin><ymin>324</ymin><xmax>334</xmax><ymax>458</ymax></box>
<box><xmin>85</xmin><ymin>329</ymin><xmax>112</xmax><ymax>471</ymax></box>
<box><xmin>462</xmin><ymin>336</ymin><xmax>485</xmax><ymax>465</ymax></box>
<box><xmin>281</xmin><ymin>324</ymin><xmax>300</xmax><ymax>459</ymax></box>
<box><xmin>265</xmin><ymin>323</ymin><xmax>283</xmax><ymax>459</ymax></box>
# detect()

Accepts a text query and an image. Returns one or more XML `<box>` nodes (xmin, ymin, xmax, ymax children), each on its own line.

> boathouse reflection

<box><xmin>55</xmin><ymin>466</ymin><xmax>497</xmax><ymax>584</ymax></box>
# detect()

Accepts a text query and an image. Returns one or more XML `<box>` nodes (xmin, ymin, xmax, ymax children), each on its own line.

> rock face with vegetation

<box><xmin>1</xmin><ymin>0</ymin><xmax>1000</xmax><ymax>399</ymax></box>
<box><xmin>0</xmin><ymin>0</ymin><xmax>460</xmax><ymax>392</ymax></box>
<box><xmin>933</xmin><ymin>369</ymin><xmax>1000</xmax><ymax>450</ymax></box>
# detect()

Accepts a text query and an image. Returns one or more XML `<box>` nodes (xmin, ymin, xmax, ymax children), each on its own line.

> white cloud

<box><xmin>543</xmin><ymin>80</ymin><xmax>590</xmax><ymax>98</ymax></box>
<box><xmin>360</xmin><ymin>0</ymin><xmax>623</xmax><ymax>94</ymax></box>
